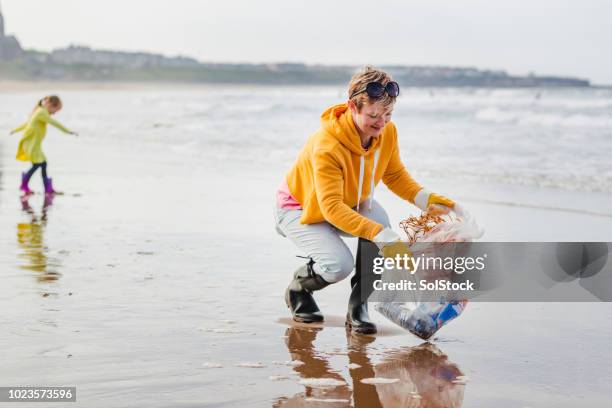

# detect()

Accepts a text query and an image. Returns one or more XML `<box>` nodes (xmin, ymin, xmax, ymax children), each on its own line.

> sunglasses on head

<box><xmin>350</xmin><ymin>81</ymin><xmax>400</xmax><ymax>99</ymax></box>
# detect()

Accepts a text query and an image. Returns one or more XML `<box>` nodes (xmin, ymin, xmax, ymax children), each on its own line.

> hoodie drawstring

<box><xmin>356</xmin><ymin>149</ymin><xmax>381</xmax><ymax>212</ymax></box>
<box><xmin>356</xmin><ymin>156</ymin><xmax>365</xmax><ymax>212</ymax></box>
<box><xmin>369</xmin><ymin>149</ymin><xmax>381</xmax><ymax>210</ymax></box>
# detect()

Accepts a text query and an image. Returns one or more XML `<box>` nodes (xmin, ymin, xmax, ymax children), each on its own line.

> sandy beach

<box><xmin>1</xmin><ymin>84</ymin><xmax>611</xmax><ymax>407</ymax></box>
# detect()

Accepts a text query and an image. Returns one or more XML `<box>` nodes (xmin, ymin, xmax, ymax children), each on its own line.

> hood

<box><xmin>320</xmin><ymin>103</ymin><xmax>381</xmax><ymax>156</ymax></box>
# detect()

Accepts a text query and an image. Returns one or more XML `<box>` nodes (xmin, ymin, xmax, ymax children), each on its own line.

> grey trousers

<box><xmin>274</xmin><ymin>200</ymin><xmax>391</xmax><ymax>283</ymax></box>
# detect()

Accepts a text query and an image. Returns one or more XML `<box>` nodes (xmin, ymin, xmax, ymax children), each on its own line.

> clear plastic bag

<box><xmin>375</xmin><ymin>299</ymin><xmax>468</xmax><ymax>340</ymax></box>
<box><xmin>418</xmin><ymin>205</ymin><xmax>484</xmax><ymax>243</ymax></box>
<box><xmin>374</xmin><ymin>205</ymin><xmax>483</xmax><ymax>339</ymax></box>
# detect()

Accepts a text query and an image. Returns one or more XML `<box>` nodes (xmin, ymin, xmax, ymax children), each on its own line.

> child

<box><xmin>10</xmin><ymin>95</ymin><xmax>78</xmax><ymax>195</ymax></box>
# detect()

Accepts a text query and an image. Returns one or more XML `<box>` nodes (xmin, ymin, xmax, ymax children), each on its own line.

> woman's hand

<box><xmin>415</xmin><ymin>189</ymin><xmax>455</xmax><ymax>214</ymax></box>
<box><xmin>428</xmin><ymin>193</ymin><xmax>454</xmax><ymax>208</ymax></box>
<box><xmin>426</xmin><ymin>194</ymin><xmax>455</xmax><ymax>215</ymax></box>
<box><xmin>373</xmin><ymin>228</ymin><xmax>415</xmax><ymax>271</ymax></box>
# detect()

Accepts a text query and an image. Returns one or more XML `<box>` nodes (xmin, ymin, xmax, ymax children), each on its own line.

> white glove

<box><xmin>373</xmin><ymin>228</ymin><xmax>401</xmax><ymax>250</ymax></box>
<box><xmin>374</xmin><ymin>228</ymin><xmax>414</xmax><ymax>268</ymax></box>
<box><xmin>414</xmin><ymin>188</ymin><xmax>455</xmax><ymax>215</ymax></box>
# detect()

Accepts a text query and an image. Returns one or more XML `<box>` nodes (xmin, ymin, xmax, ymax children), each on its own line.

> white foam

<box><xmin>273</xmin><ymin>360</ymin><xmax>305</xmax><ymax>367</ymax></box>
<box><xmin>204</xmin><ymin>328</ymin><xmax>245</xmax><ymax>334</ymax></box>
<box><xmin>361</xmin><ymin>377</ymin><xmax>400</xmax><ymax>384</ymax></box>
<box><xmin>304</xmin><ymin>398</ymin><xmax>351</xmax><ymax>403</ymax></box>
<box><xmin>236</xmin><ymin>362</ymin><xmax>266</xmax><ymax>368</ymax></box>
<box><xmin>298</xmin><ymin>378</ymin><xmax>346</xmax><ymax>388</ymax></box>
<box><xmin>347</xmin><ymin>363</ymin><xmax>361</xmax><ymax>369</ymax></box>
<box><xmin>202</xmin><ymin>362</ymin><xmax>223</xmax><ymax>368</ymax></box>
<box><xmin>475</xmin><ymin>107</ymin><xmax>612</xmax><ymax>129</ymax></box>
<box><xmin>475</xmin><ymin>107</ymin><xmax>517</xmax><ymax>123</ymax></box>
<box><xmin>268</xmin><ymin>375</ymin><xmax>289</xmax><ymax>381</ymax></box>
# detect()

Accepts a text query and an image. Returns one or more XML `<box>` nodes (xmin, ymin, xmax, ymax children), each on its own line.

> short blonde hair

<box><xmin>348</xmin><ymin>66</ymin><xmax>396</xmax><ymax>111</ymax></box>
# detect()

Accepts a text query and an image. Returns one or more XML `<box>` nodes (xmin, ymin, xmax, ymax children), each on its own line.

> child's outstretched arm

<box><xmin>46</xmin><ymin>116</ymin><xmax>72</xmax><ymax>134</ymax></box>
<box><xmin>41</xmin><ymin>110</ymin><xmax>76</xmax><ymax>135</ymax></box>
<box><xmin>10</xmin><ymin>123</ymin><xmax>27</xmax><ymax>135</ymax></box>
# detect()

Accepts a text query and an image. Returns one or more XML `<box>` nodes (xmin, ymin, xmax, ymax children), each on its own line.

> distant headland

<box><xmin>0</xmin><ymin>7</ymin><xmax>590</xmax><ymax>87</ymax></box>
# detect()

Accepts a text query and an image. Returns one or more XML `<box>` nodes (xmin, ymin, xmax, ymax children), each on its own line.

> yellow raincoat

<box><xmin>12</xmin><ymin>107</ymin><xmax>72</xmax><ymax>163</ymax></box>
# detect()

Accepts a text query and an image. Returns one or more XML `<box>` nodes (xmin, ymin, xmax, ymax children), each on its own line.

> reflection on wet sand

<box><xmin>347</xmin><ymin>332</ymin><xmax>383</xmax><ymax>408</ymax></box>
<box><xmin>275</xmin><ymin>327</ymin><xmax>465</xmax><ymax>407</ymax></box>
<box><xmin>373</xmin><ymin>344</ymin><xmax>465</xmax><ymax>407</ymax></box>
<box><xmin>274</xmin><ymin>327</ymin><xmax>352</xmax><ymax>406</ymax></box>
<box><xmin>17</xmin><ymin>194</ymin><xmax>62</xmax><ymax>283</ymax></box>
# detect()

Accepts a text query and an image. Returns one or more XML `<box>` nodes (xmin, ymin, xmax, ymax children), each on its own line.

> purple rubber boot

<box><xmin>20</xmin><ymin>172</ymin><xmax>34</xmax><ymax>195</ymax></box>
<box><xmin>43</xmin><ymin>177</ymin><xmax>56</xmax><ymax>195</ymax></box>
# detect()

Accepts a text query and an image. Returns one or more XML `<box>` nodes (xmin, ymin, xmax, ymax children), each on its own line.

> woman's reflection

<box><xmin>17</xmin><ymin>194</ymin><xmax>61</xmax><ymax>283</ymax></box>
<box><xmin>276</xmin><ymin>326</ymin><xmax>465</xmax><ymax>407</ymax></box>
<box><xmin>275</xmin><ymin>327</ymin><xmax>352</xmax><ymax>406</ymax></box>
<box><xmin>372</xmin><ymin>343</ymin><xmax>465</xmax><ymax>407</ymax></box>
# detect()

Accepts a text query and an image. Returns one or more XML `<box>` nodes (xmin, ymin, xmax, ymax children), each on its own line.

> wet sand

<box><xmin>1</xmin><ymin>88</ymin><xmax>611</xmax><ymax>407</ymax></box>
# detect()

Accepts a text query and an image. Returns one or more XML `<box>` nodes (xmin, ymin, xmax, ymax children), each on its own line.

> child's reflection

<box><xmin>17</xmin><ymin>194</ymin><xmax>61</xmax><ymax>283</ymax></box>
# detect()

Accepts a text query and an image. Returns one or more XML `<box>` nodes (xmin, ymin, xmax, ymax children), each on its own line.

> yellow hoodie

<box><xmin>285</xmin><ymin>103</ymin><xmax>423</xmax><ymax>241</ymax></box>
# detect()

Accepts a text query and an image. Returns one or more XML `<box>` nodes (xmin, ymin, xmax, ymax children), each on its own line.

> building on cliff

<box><xmin>0</xmin><ymin>2</ymin><xmax>23</xmax><ymax>60</ymax></box>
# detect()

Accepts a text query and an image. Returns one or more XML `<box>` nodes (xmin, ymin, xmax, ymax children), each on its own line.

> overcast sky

<box><xmin>2</xmin><ymin>0</ymin><xmax>611</xmax><ymax>84</ymax></box>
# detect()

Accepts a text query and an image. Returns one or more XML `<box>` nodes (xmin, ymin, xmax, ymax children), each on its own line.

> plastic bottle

<box><xmin>375</xmin><ymin>300</ymin><xmax>468</xmax><ymax>340</ymax></box>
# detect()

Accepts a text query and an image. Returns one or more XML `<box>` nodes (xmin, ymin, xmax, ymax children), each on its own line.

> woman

<box><xmin>10</xmin><ymin>95</ymin><xmax>78</xmax><ymax>196</ymax></box>
<box><xmin>274</xmin><ymin>66</ymin><xmax>456</xmax><ymax>334</ymax></box>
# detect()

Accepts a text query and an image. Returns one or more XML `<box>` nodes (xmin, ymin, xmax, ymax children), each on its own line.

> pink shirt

<box><xmin>276</xmin><ymin>179</ymin><xmax>303</xmax><ymax>210</ymax></box>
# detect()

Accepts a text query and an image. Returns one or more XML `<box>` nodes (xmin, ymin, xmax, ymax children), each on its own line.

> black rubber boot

<box><xmin>346</xmin><ymin>238</ymin><xmax>378</xmax><ymax>335</ymax></box>
<box><xmin>285</xmin><ymin>259</ymin><xmax>330</xmax><ymax>323</ymax></box>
